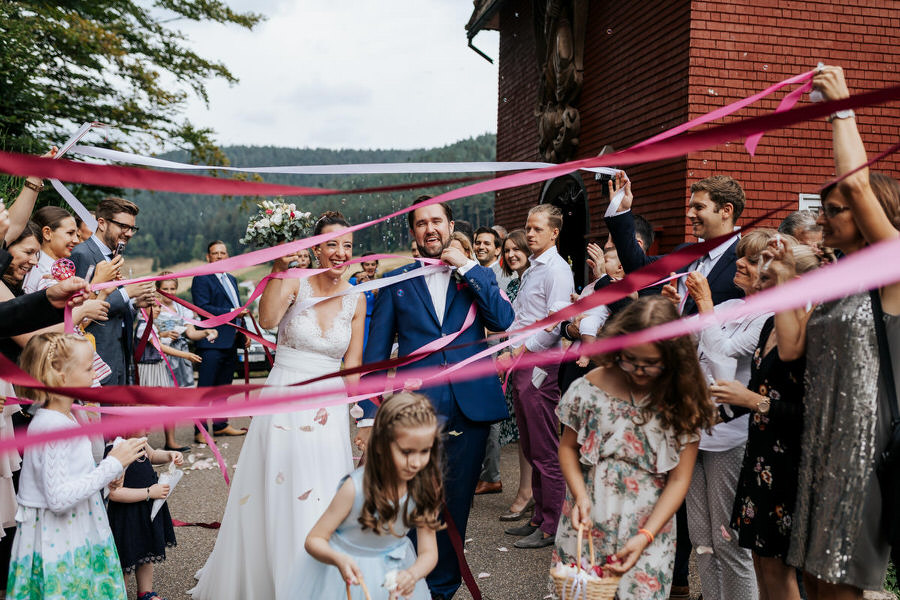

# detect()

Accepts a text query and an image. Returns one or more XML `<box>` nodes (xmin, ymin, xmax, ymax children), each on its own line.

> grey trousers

<box><xmin>686</xmin><ymin>445</ymin><xmax>758</xmax><ymax>600</ymax></box>
<box><xmin>479</xmin><ymin>422</ymin><xmax>501</xmax><ymax>482</ymax></box>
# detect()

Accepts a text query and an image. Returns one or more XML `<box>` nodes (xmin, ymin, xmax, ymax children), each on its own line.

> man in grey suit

<box><xmin>70</xmin><ymin>197</ymin><xmax>155</xmax><ymax>385</ymax></box>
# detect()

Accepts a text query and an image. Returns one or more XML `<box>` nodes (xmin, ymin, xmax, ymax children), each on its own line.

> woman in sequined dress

<box><xmin>772</xmin><ymin>66</ymin><xmax>900</xmax><ymax>599</ymax></box>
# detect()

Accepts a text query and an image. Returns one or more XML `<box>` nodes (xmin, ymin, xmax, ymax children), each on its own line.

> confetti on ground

<box><xmin>297</xmin><ymin>489</ymin><xmax>312</xmax><ymax>501</ymax></box>
<box><xmin>220</xmin><ymin>442</ymin><xmax>229</xmax><ymax>449</ymax></box>
<box><xmin>498</xmin><ymin>547</ymin><xmax>508</xmax><ymax>552</ymax></box>
<box><xmin>465</xmin><ymin>538</ymin><xmax>473</xmax><ymax>544</ymax></box>
<box><xmin>187</xmin><ymin>455</ymin><xmax>196</xmax><ymax>464</ymax></box>
<box><xmin>189</xmin><ymin>458</ymin><xmax>217</xmax><ymax>471</ymax></box>
<box><xmin>477</xmin><ymin>572</ymin><xmax>490</xmax><ymax>579</ymax></box>
<box><xmin>197</xmin><ymin>443</ymin><xmax>207</xmax><ymax>448</ymax></box>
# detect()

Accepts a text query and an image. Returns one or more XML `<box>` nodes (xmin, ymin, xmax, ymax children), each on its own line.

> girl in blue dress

<box><xmin>297</xmin><ymin>392</ymin><xmax>443</xmax><ymax>599</ymax></box>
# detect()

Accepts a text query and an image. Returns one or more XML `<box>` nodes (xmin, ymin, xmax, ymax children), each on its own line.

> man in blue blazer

<box><xmin>190</xmin><ymin>240</ymin><xmax>248</xmax><ymax>441</ymax></box>
<box><xmin>70</xmin><ymin>197</ymin><xmax>155</xmax><ymax>385</ymax></box>
<box><xmin>357</xmin><ymin>198</ymin><xmax>514</xmax><ymax>599</ymax></box>
<box><xmin>604</xmin><ymin>173</ymin><xmax>745</xmax><ymax>316</ymax></box>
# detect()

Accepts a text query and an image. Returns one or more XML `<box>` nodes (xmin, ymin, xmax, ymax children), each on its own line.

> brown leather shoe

<box><xmin>214</xmin><ymin>425</ymin><xmax>247</xmax><ymax>436</ymax></box>
<box><xmin>474</xmin><ymin>480</ymin><xmax>502</xmax><ymax>495</ymax></box>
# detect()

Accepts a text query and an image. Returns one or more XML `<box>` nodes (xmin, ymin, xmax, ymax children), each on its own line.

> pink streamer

<box><xmin>745</xmin><ymin>80</ymin><xmax>814</xmax><ymax>155</ymax></box>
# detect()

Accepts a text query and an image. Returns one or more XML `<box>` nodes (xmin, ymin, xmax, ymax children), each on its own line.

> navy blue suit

<box><xmin>604</xmin><ymin>211</ymin><xmax>743</xmax><ymax>315</ymax></box>
<box><xmin>361</xmin><ymin>261</ymin><xmax>514</xmax><ymax>598</ymax></box>
<box><xmin>191</xmin><ymin>272</ymin><xmax>244</xmax><ymax>432</ymax></box>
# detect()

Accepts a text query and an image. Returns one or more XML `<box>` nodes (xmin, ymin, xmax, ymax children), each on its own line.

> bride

<box><xmin>190</xmin><ymin>211</ymin><xmax>365</xmax><ymax>600</ymax></box>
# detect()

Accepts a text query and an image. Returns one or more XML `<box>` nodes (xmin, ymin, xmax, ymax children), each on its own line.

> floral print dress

<box><xmin>729</xmin><ymin>317</ymin><xmax>805</xmax><ymax>558</ymax></box>
<box><xmin>553</xmin><ymin>377</ymin><xmax>698</xmax><ymax>600</ymax></box>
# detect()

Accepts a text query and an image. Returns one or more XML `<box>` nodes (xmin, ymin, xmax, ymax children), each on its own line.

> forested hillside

<box><xmin>125</xmin><ymin>134</ymin><xmax>496</xmax><ymax>269</ymax></box>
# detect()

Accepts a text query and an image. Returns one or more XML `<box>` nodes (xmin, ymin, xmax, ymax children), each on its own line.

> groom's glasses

<box><xmin>106</xmin><ymin>218</ymin><xmax>140</xmax><ymax>234</ymax></box>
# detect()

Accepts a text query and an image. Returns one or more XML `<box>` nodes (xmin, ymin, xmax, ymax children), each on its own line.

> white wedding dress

<box><xmin>190</xmin><ymin>279</ymin><xmax>358</xmax><ymax>600</ymax></box>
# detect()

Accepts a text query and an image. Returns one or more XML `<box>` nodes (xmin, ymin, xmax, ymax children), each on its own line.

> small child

<box><xmin>135</xmin><ymin>302</ymin><xmax>207</xmax><ymax>451</ymax></box>
<box><xmin>8</xmin><ymin>333</ymin><xmax>145</xmax><ymax>600</ymax></box>
<box><xmin>105</xmin><ymin>434</ymin><xmax>182</xmax><ymax>600</ymax></box>
<box><xmin>295</xmin><ymin>392</ymin><xmax>443</xmax><ymax>599</ymax></box>
<box><xmin>554</xmin><ymin>297</ymin><xmax>716</xmax><ymax>599</ymax></box>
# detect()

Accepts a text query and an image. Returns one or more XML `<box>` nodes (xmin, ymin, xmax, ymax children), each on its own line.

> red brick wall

<box><xmin>495</xmin><ymin>0</ymin><xmax>693</xmax><ymax>249</ymax></box>
<box><xmin>494</xmin><ymin>0</ymin><xmax>900</xmax><ymax>250</ymax></box>
<box><xmin>687</xmin><ymin>0</ymin><xmax>900</xmax><ymax>238</ymax></box>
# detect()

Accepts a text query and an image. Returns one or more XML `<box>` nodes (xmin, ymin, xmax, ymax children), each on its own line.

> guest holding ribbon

<box><xmin>22</xmin><ymin>206</ymin><xmax>81</xmax><ymax>293</ymax></box>
<box><xmin>8</xmin><ymin>333</ymin><xmax>146</xmax><ymax>600</ymax></box>
<box><xmin>711</xmin><ymin>241</ymin><xmax>821</xmax><ymax>600</ymax></box>
<box><xmin>70</xmin><ymin>197</ymin><xmax>157</xmax><ymax>386</ymax></box>
<box><xmin>555</xmin><ymin>296</ymin><xmax>715</xmax><ymax>599</ymax></box>
<box><xmin>778</xmin><ymin>66</ymin><xmax>900</xmax><ymax>600</ymax></box>
<box><xmin>681</xmin><ymin>229</ymin><xmax>785</xmax><ymax>600</ymax></box>
<box><xmin>349</xmin><ymin>251</ymin><xmax>379</xmax><ymax>350</ymax></box>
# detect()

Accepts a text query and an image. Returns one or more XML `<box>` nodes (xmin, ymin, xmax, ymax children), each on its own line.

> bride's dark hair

<box><xmin>360</xmin><ymin>392</ymin><xmax>445</xmax><ymax>535</ymax></box>
<box><xmin>313</xmin><ymin>210</ymin><xmax>350</xmax><ymax>236</ymax></box>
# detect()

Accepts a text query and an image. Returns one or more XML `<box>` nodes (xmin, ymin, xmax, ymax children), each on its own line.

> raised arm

<box><xmin>258</xmin><ymin>253</ymin><xmax>301</xmax><ymax>329</ymax></box>
<box><xmin>4</xmin><ymin>147</ymin><xmax>57</xmax><ymax>245</ymax></box>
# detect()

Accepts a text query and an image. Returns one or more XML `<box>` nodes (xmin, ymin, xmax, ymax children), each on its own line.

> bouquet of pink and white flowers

<box><xmin>240</xmin><ymin>199</ymin><xmax>315</xmax><ymax>248</ymax></box>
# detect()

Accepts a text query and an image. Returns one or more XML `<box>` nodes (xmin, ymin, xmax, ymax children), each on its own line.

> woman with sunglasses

<box><xmin>768</xmin><ymin>66</ymin><xmax>900</xmax><ymax>600</ymax></box>
<box><xmin>555</xmin><ymin>296</ymin><xmax>715</xmax><ymax>599</ymax></box>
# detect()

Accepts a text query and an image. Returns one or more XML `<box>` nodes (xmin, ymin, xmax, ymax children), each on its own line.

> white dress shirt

<box><xmin>217</xmin><ymin>272</ymin><xmax>241</xmax><ymax>309</ymax></box>
<box><xmin>677</xmin><ymin>233</ymin><xmax>739</xmax><ymax>314</ymax></box>
<box><xmin>509</xmin><ymin>246</ymin><xmax>575</xmax><ymax>352</ymax></box>
<box><xmin>422</xmin><ymin>260</ymin><xmax>477</xmax><ymax>325</ymax></box>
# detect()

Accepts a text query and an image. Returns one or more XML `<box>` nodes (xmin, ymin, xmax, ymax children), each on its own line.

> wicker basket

<box><xmin>550</xmin><ymin>524</ymin><xmax>622</xmax><ymax>600</ymax></box>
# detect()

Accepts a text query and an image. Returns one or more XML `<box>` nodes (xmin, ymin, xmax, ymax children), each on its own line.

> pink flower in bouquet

<box><xmin>266</xmin><ymin>209</ymin><xmax>273</xmax><ymax>214</ymax></box>
<box><xmin>290</xmin><ymin>212</ymin><xmax>296</xmax><ymax>218</ymax></box>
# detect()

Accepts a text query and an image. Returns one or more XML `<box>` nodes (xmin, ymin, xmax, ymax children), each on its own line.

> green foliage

<box><xmin>124</xmin><ymin>134</ymin><xmax>497</xmax><ymax>267</ymax></box>
<box><xmin>886</xmin><ymin>562</ymin><xmax>899</xmax><ymax>598</ymax></box>
<box><xmin>0</xmin><ymin>0</ymin><xmax>262</xmax><ymax>202</ymax></box>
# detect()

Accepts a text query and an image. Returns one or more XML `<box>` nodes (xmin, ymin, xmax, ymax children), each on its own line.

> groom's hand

<box><xmin>440</xmin><ymin>246</ymin><xmax>469</xmax><ymax>268</ymax></box>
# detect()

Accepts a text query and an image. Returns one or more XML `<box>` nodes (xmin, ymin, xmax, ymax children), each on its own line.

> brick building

<box><xmin>466</xmin><ymin>0</ymin><xmax>900</xmax><ymax>287</ymax></box>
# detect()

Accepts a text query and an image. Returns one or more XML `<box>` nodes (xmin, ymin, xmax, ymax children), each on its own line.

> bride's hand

<box><xmin>272</xmin><ymin>252</ymin><xmax>303</xmax><ymax>273</ymax></box>
<box><xmin>354</xmin><ymin>427</ymin><xmax>372</xmax><ymax>453</ymax></box>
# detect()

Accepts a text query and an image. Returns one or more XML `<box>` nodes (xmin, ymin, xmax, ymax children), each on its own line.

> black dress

<box><xmin>105</xmin><ymin>447</ymin><xmax>177</xmax><ymax>572</ymax></box>
<box><xmin>730</xmin><ymin>317</ymin><xmax>805</xmax><ymax>559</ymax></box>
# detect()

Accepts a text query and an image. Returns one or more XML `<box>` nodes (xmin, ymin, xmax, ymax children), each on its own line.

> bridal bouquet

<box><xmin>240</xmin><ymin>199</ymin><xmax>315</xmax><ymax>248</ymax></box>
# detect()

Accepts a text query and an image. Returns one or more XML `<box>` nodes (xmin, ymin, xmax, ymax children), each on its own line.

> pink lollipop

<box><xmin>50</xmin><ymin>258</ymin><xmax>76</xmax><ymax>281</ymax></box>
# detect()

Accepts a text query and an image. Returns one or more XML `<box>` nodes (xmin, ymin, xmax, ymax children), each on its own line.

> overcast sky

<box><xmin>175</xmin><ymin>0</ymin><xmax>500</xmax><ymax>150</ymax></box>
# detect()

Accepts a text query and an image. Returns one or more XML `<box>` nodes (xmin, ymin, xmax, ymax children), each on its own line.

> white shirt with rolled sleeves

<box><xmin>509</xmin><ymin>246</ymin><xmax>575</xmax><ymax>352</ymax></box>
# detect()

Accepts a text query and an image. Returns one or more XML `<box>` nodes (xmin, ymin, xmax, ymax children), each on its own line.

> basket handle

<box><xmin>575</xmin><ymin>522</ymin><xmax>595</xmax><ymax>570</ymax></box>
<box><xmin>345</xmin><ymin>576</ymin><xmax>373</xmax><ymax>600</ymax></box>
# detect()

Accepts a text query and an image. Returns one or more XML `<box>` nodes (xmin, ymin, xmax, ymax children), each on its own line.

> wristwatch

<box><xmin>827</xmin><ymin>109</ymin><xmax>855</xmax><ymax>123</ymax></box>
<box><xmin>755</xmin><ymin>397</ymin><xmax>771</xmax><ymax>415</ymax></box>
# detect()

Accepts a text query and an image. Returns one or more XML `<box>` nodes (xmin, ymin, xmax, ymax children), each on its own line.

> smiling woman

<box><xmin>2</xmin><ymin>221</ymin><xmax>41</xmax><ymax>291</ymax></box>
<box><xmin>23</xmin><ymin>206</ymin><xmax>79</xmax><ymax>294</ymax></box>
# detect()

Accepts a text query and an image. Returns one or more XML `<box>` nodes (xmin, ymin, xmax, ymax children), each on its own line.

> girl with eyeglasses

<box><xmin>554</xmin><ymin>296</ymin><xmax>715</xmax><ymax>599</ymax></box>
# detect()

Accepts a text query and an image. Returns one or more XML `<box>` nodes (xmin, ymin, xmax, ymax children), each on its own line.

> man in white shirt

<box><xmin>503</xmin><ymin>204</ymin><xmax>575</xmax><ymax>549</ymax></box>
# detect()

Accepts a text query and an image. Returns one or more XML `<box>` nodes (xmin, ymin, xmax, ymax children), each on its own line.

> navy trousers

<box><xmin>409</xmin><ymin>397</ymin><xmax>490</xmax><ymax>599</ymax></box>
<box><xmin>194</xmin><ymin>346</ymin><xmax>237</xmax><ymax>434</ymax></box>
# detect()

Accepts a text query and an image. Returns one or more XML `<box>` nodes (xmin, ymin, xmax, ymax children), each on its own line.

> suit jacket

<box><xmin>361</xmin><ymin>262</ymin><xmax>515</xmax><ymax>422</ymax></box>
<box><xmin>605</xmin><ymin>211</ymin><xmax>744</xmax><ymax>316</ymax></box>
<box><xmin>191</xmin><ymin>272</ymin><xmax>243</xmax><ymax>349</ymax></box>
<box><xmin>70</xmin><ymin>238</ymin><xmax>135</xmax><ymax>385</ymax></box>
<box><xmin>0</xmin><ymin>289</ymin><xmax>64</xmax><ymax>337</ymax></box>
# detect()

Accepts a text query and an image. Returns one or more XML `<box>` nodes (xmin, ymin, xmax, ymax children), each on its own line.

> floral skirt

<box><xmin>7</xmin><ymin>499</ymin><xmax>126</xmax><ymax>600</ymax></box>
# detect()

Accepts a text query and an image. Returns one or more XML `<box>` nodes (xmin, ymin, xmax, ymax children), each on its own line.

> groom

<box><xmin>357</xmin><ymin>196</ymin><xmax>514</xmax><ymax>599</ymax></box>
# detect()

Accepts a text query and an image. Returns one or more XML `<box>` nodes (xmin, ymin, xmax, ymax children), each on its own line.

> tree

<box><xmin>0</xmin><ymin>1</ymin><xmax>262</xmax><ymax>172</ymax></box>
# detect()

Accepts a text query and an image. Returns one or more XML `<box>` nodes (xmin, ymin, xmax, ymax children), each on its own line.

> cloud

<box><xmin>284</xmin><ymin>82</ymin><xmax>373</xmax><ymax>110</ymax></box>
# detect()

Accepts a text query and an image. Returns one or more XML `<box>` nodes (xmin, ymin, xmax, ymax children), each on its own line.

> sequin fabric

<box><xmin>788</xmin><ymin>292</ymin><xmax>881</xmax><ymax>583</ymax></box>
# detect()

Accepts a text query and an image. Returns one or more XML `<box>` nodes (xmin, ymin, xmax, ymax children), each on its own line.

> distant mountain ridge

<box><xmin>125</xmin><ymin>133</ymin><xmax>496</xmax><ymax>269</ymax></box>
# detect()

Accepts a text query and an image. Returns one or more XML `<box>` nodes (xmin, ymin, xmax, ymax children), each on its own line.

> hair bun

<box><xmin>318</xmin><ymin>210</ymin><xmax>345</xmax><ymax>221</ymax></box>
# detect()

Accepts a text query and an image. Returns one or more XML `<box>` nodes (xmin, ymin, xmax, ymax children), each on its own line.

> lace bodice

<box><xmin>277</xmin><ymin>279</ymin><xmax>359</xmax><ymax>359</ymax></box>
